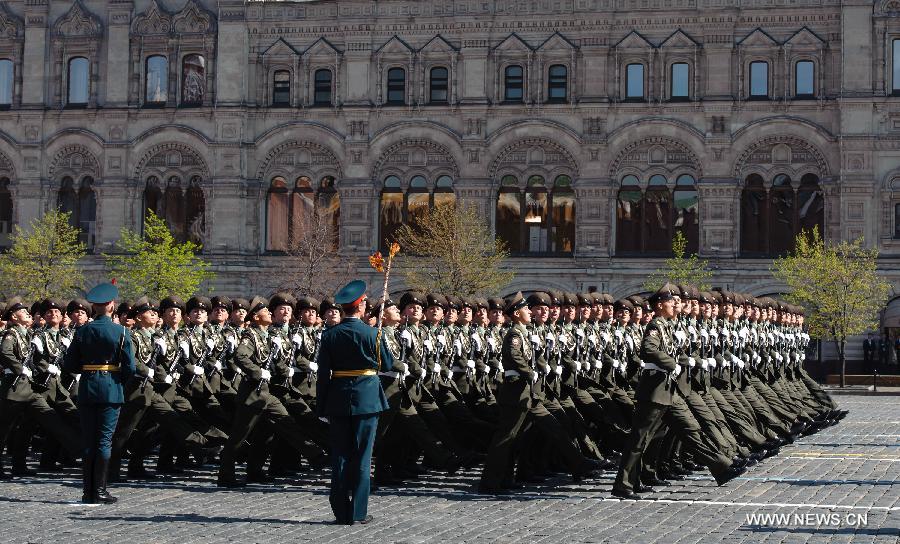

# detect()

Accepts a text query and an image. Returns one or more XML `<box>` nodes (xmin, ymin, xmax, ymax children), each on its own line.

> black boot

<box><xmin>82</xmin><ymin>457</ymin><xmax>96</xmax><ymax>504</ymax></box>
<box><xmin>94</xmin><ymin>457</ymin><xmax>117</xmax><ymax>504</ymax></box>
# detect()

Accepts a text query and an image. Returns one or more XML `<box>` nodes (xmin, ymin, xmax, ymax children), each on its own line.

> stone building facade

<box><xmin>1</xmin><ymin>0</ymin><xmax>900</xmax><ymax>334</ymax></box>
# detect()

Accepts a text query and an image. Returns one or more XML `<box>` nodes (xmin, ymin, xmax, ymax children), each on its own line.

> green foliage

<box><xmin>643</xmin><ymin>231</ymin><xmax>713</xmax><ymax>292</ymax></box>
<box><xmin>772</xmin><ymin>227</ymin><xmax>890</xmax><ymax>370</ymax></box>
<box><xmin>0</xmin><ymin>210</ymin><xmax>86</xmax><ymax>300</ymax></box>
<box><xmin>394</xmin><ymin>202</ymin><xmax>515</xmax><ymax>297</ymax></box>
<box><xmin>105</xmin><ymin>210</ymin><xmax>216</xmax><ymax>301</ymax></box>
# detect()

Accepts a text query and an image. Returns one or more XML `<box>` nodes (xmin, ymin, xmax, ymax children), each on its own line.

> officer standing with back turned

<box><xmin>317</xmin><ymin>280</ymin><xmax>391</xmax><ymax>525</ymax></box>
<box><xmin>63</xmin><ymin>281</ymin><xmax>136</xmax><ymax>504</ymax></box>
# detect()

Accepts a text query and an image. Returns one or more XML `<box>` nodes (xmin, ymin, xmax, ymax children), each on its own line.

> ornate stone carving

<box><xmin>732</xmin><ymin>136</ymin><xmax>830</xmax><ymax>177</ymax></box>
<box><xmin>0</xmin><ymin>3</ymin><xmax>22</xmax><ymax>39</ymax></box>
<box><xmin>256</xmin><ymin>140</ymin><xmax>342</xmax><ymax>180</ymax></box>
<box><xmin>881</xmin><ymin>0</ymin><xmax>900</xmax><ymax>15</ymax></box>
<box><xmin>374</xmin><ymin>139</ymin><xmax>458</xmax><ymax>177</ymax></box>
<box><xmin>53</xmin><ymin>0</ymin><xmax>102</xmax><ymax>38</ymax></box>
<box><xmin>132</xmin><ymin>0</ymin><xmax>173</xmax><ymax>36</ymax></box>
<box><xmin>134</xmin><ymin>143</ymin><xmax>209</xmax><ymax>180</ymax></box>
<box><xmin>173</xmin><ymin>0</ymin><xmax>215</xmax><ymax>35</ymax></box>
<box><xmin>48</xmin><ymin>145</ymin><xmax>100</xmax><ymax>178</ymax></box>
<box><xmin>0</xmin><ymin>151</ymin><xmax>14</xmax><ymax>177</ymax></box>
<box><xmin>489</xmin><ymin>137</ymin><xmax>578</xmax><ymax>178</ymax></box>
<box><xmin>608</xmin><ymin>137</ymin><xmax>701</xmax><ymax>177</ymax></box>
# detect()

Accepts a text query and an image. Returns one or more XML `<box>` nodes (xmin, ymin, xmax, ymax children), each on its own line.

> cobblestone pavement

<box><xmin>0</xmin><ymin>396</ymin><xmax>898</xmax><ymax>543</ymax></box>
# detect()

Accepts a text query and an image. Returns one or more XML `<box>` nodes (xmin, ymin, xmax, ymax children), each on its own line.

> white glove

<box><xmin>674</xmin><ymin>330</ymin><xmax>687</xmax><ymax>343</ymax></box>
<box><xmin>319</xmin><ymin>416</ymin><xmax>329</xmax><ymax>424</ymax></box>
<box><xmin>30</xmin><ymin>337</ymin><xmax>43</xmax><ymax>354</ymax></box>
<box><xmin>614</xmin><ymin>330</ymin><xmax>624</xmax><ymax>340</ymax></box>
<box><xmin>234</xmin><ymin>367</ymin><xmax>244</xmax><ymax>375</ymax></box>
<box><xmin>192</xmin><ymin>365</ymin><xmax>204</xmax><ymax>376</ymax></box>
<box><xmin>226</xmin><ymin>336</ymin><xmax>237</xmax><ymax>351</ymax></box>
<box><xmin>415</xmin><ymin>366</ymin><xmax>425</xmax><ymax>378</ymax></box>
<box><xmin>466</xmin><ymin>360</ymin><xmax>476</xmax><ymax>370</ymax></box>
<box><xmin>593</xmin><ymin>359</ymin><xmax>602</xmax><ymax>370</ymax></box>
<box><xmin>146</xmin><ymin>368</ymin><xmax>155</xmax><ymax>379</ymax></box>
<box><xmin>612</xmin><ymin>360</ymin><xmax>621</xmax><ymax>369</ymax></box>
<box><xmin>260</xmin><ymin>369</ymin><xmax>272</xmax><ymax>381</ymax></box>
<box><xmin>437</xmin><ymin>335</ymin><xmax>447</xmax><ymax>347</ymax></box>
<box><xmin>271</xmin><ymin>337</ymin><xmax>284</xmax><ymax>351</ymax></box>
<box><xmin>574</xmin><ymin>361</ymin><xmax>582</xmax><ymax>372</ymax></box>
<box><xmin>708</xmin><ymin>358</ymin><xmax>717</xmax><ymax>369</ymax></box>
<box><xmin>288</xmin><ymin>367</ymin><xmax>295</xmax><ymax>378</ymax></box>
<box><xmin>497</xmin><ymin>364</ymin><xmax>504</xmax><ymax>374</ymax></box>
<box><xmin>531</xmin><ymin>372</ymin><xmax>539</xmax><ymax>384</ymax></box>
<box><xmin>423</xmin><ymin>338</ymin><xmax>434</xmax><ymax>352</ymax></box>
<box><xmin>554</xmin><ymin>365</ymin><xmax>562</xmax><ymax>376</ymax></box>
<box><xmin>47</xmin><ymin>364</ymin><xmax>61</xmax><ymax>376</ymax></box>
<box><xmin>639</xmin><ymin>361</ymin><xmax>646</xmax><ymax>369</ymax></box>
<box><xmin>736</xmin><ymin>359</ymin><xmax>745</xmax><ymax>369</ymax></box>
<box><xmin>471</xmin><ymin>334</ymin><xmax>482</xmax><ymax>351</ymax></box>
<box><xmin>487</xmin><ymin>337</ymin><xmax>498</xmax><ymax>351</ymax></box>
<box><xmin>309</xmin><ymin>361</ymin><xmax>319</xmax><ymax>372</ymax></box>
<box><xmin>74</xmin><ymin>373</ymin><xmax>80</xmax><ymax>383</ymax></box>
<box><xmin>21</xmin><ymin>367</ymin><xmax>32</xmax><ymax>378</ymax></box>
<box><xmin>214</xmin><ymin>361</ymin><xmax>223</xmax><ymax>371</ymax></box>
<box><xmin>575</xmin><ymin>328</ymin><xmax>585</xmax><ymax>338</ymax></box>
<box><xmin>179</xmin><ymin>341</ymin><xmax>190</xmax><ymax>358</ymax></box>
<box><xmin>399</xmin><ymin>362</ymin><xmax>410</xmax><ymax>377</ymax></box>
<box><xmin>700</xmin><ymin>359</ymin><xmax>709</xmax><ymax>371</ymax></box>
<box><xmin>530</xmin><ymin>334</ymin><xmax>541</xmax><ymax>344</ymax></box>
<box><xmin>672</xmin><ymin>365</ymin><xmax>682</xmax><ymax>377</ymax></box>
<box><xmin>292</xmin><ymin>334</ymin><xmax>303</xmax><ymax>348</ymax></box>
<box><xmin>432</xmin><ymin>363</ymin><xmax>441</xmax><ymax>374</ymax></box>
<box><xmin>453</xmin><ymin>340</ymin><xmax>463</xmax><ymax>357</ymax></box>
<box><xmin>687</xmin><ymin>357</ymin><xmax>696</xmax><ymax>368</ymax></box>
<box><xmin>164</xmin><ymin>375</ymin><xmax>173</xmax><ymax>384</ymax></box>
<box><xmin>400</xmin><ymin>329</ymin><xmax>413</xmax><ymax>347</ymax></box>
<box><xmin>60</xmin><ymin>337</ymin><xmax>71</xmax><ymax>348</ymax></box>
<box><xmin>205</xmin><ymin>338</ymin><xmax>216</xmax><ymax>350</ymax></box>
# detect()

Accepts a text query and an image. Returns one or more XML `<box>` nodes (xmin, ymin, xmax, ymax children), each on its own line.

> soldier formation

<box><xmin>0</xmin><ymin>283</ymin><xmax>846</xmax><ymax>499</ymax></box>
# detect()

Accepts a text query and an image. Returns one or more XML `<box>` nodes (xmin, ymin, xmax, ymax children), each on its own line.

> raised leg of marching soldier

<box><xmin>710</xmin><ymin>387</ymin><xmax>772</xmax><ymax>446</ymax></box>
<box><xmin>569</xmin><ymin>386</ymin><xmax>630</xmax><ymax>453</ymax></box>
<box><xmin>684</xmin><ymin>390</ymin><xmax>738</xmax><ymax>459</ymax></box>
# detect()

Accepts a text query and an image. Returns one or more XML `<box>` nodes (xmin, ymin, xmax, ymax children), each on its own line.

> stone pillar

<box><xmin>21</xmin><ymin>0</ymin><xmax>48</xmax><ymax>107</ymax></box>
<box><xmin>95</xmin><ymin>179</ymin><xmax>130</xmax><ymax>252</ymax></box>
<box><xmin>344</xmin><ymin>46</ymin><xmax>371</xmax><ymax>106</ymax></box>
<box><xmin>205</xmin><ymin>178</ymin><xmax>248</xmax><ymax>255</ymax></box>
<box><xmin>215</xmin><ymin>1</ymin><xmax>248</xmax><ymax>105</ymax></box>
<box><xmin>455</xmin><ymin>177</ymin><xmax>492</xmax><ymax>220</ymax></box>
<box><xmin>704</xmin><ymin>44</ymin><xmax>734</xmax><ymax>100</ymax></box>
<box><xmin>842</xmin><ymin>0</ymin><xmax>874</xmax><ymax>97</ymax></box>
<box><xmin>574</xmin><ymin>177</ymin><xmax>613</xmax><ymax>258</ymax></box>
<box><xmin>459</xmin><ymin>44</ymin><xmax>489</xmax><ymax>105</ymax></box>
<box><xmin>104</xmin><ymin>0</ymin><xmax>132</xmax><ymax>106</ymax></box>
<box><xmin>337</xmin><ymin>177</ymin><xmax>376</xmax><ymax>255</ymax></box>
<box><xmin>698</xmin><ymin>177</ymin><xmax>740</xmax><ymax>258</ymax></box>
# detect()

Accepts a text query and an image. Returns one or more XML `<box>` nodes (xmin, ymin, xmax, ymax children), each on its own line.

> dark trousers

<box><xmin>79</xmin><ymin>403</ymin><xmax>121</xmax><ymax>460</ymax></box>
<box><xmin>328</xmin><ymin>413</ymin><xmax>379</xmax><ymax>524</ymax></box>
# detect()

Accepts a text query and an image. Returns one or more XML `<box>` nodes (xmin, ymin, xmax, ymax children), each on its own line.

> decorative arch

<box><xmin>608</xmin><ymin>136</ymin><xmax>702</xmax><ymax>179</ymax></box>
<box><xmin>256</xmin><ymin>139</ymin><xmax>343</xmax><ymax>182</ymax></box>
<box><xmin>53</xmin><ymin>0</ymin><xmax>102</xmax><ymax>38</ymax></box>
<box><xmin>0</xmin><ymin>150</ymin><xmax>14</xmax><ymax>178</ymax></box>
<box><xmin>488</xmin><ymin>137</ymin><xmax>579</xmax><ymax>180</ymax></box>
<box><xmin>48</xmin><ymin>144</ymin><xmax>101</xmax><ymax>179</ymax></box>
<box><xmin>133</xmin><ymin>142</ymin><xmax>209</xmax><ymax>180</ymax></box>
<box><xmin>373</xmin><ymin>138</ymin><xmax>459</xmax><ymax>181</ymax></box>
<box><xmin>733</xmin><ymin>135</ymin><xmax>829</xmax><ymax>179</ymax></box>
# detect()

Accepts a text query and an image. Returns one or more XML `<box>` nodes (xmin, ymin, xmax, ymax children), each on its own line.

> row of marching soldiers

<box><xmin>0</xmin><ymin>283</ymin><xmax>846</xmax><ymax>496</ymax></box>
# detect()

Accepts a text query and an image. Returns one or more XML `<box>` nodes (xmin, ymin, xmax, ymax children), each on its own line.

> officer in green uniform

<box><xmin>317</xmin><ymin>280</ymin><xmax>391</xmax><ymax>525</ymax></box>
<box><xmin>63</xmin><ymin>282</ymin><xmax>136</xmax><ymax>504</ymax></box>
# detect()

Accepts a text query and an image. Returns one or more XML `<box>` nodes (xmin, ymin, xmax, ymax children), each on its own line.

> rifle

<box><xmin>141</xmin><ymin>341</ymin><xmax>162</xmax><ymax>389</ymax></box>
<box><xmin>307</xmin><ymin>329</ymin><xmax>322</xmax><ymax>388</ymax></box>
<box><xmin>256</xmin><ymin>337</ymin><xmax>277</xmax><ymax>392</ymax></box>
<box><xmin>11</xmin><ymin>338</ymin><xmax>35</xmax><ymax>390</ymax></box>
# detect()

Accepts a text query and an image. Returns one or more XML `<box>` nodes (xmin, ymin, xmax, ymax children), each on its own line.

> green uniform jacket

<box><xmin>62</xmin><ymin>316</ymin><xmax>136</xmax><ymax>405</ymax></box>
<box><xmin>635</xmin><ymin>317</ymin><xmax>677</xmax><ymax>405</ymax></box>
<box><xmin>497</xmin><ymin>323</ymin><xmax>533</xmax><ymax>407</ymax></box>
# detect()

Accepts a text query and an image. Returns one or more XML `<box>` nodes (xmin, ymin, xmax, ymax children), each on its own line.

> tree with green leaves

<box><xmin>105</xmin><ymin>210</ymin><xmax>216</xmax><ymax>301</ymax></box>
<box><xmin>772</xmin><ymin>227</ymin><xmax>890</xmax><ymax>387</ymax></box>
<box><xmin>394</xmin><ymin>202</ymin><xmax>515</xmax><ymax>297</ymax></box>
<box><xmin>643</xmin><ymin>231</ymin><xmax>713</xmax><ymax>292</ymax></box>
<box><xmin>0</xmin><ymin>210</ymin><xmax>86</xmax><ymax>300</ymax></box>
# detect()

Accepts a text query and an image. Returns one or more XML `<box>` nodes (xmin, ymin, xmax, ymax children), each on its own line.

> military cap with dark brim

<box><xmin>526</xmin><ymin>292</ymin><xmax>550</xmax><ymax>308</ymax></box>
<box><xmin>425</xmin><ymin>293</ymin><xmax>447</xmax><ymax>309</ymax></box>
<box><xmin>295</xmin><ymin>296</ymin><xmax>319</xmax><ymax>312</ymax></box>
<box><xmin>614</xmin><ymin>298</ymin><xmax>634</xmax><ymax>312</ymax></box>
<box><xmin>319</xmin><ymin>297</ymin><xmax>341</xmax><ymax>314</ymax></box>
<box><xmin>268</xmin><ymin>292</ymin><xmax>297</xmax><ymax>312</ymax></box>
<box><xmin>504</xmin><ymin>291</ymin><xmax>528</xmax><ymax>316</ymax></box>
<box><xmin>211</xmin><ymin>296</ymin><xmax>231</xmax><ymax>311</ymax></box>
<box><xmin>40</xmin><ymin>298</ymin><xmax>65</xmax><ymax>316</ymax></box>
<box><xmin>399</xmin><ymin>291</ymin><xmax>426</xmax><ymax>311</ymax></box>
<box><xmin>231</xmin><ymin>298</ymin><xmax>250</xmax><ymax>312</ymax></box>
<box><xmin>116</xmin><ymin>301</ymin><xmax>133</xmax><ymax>317</ymax></box>
<box><xmin>159</xmin><ymin>296</ymin><xmax>186</xmax><ymax>312</ymax></box>
<box><xmin>129</xmin><ymin>297</ymin><xmax>155</xmax><ymax>319</ymax></box>
<box><xmin>186</xmin><ymin>296</ymin><xmax>212</xmax><ymax>314</ymax></box>
<box><xmin>245</xmin><ymin>296</ymin><xmax>269</xmax><ymax>321</ymax></box>
<box><xmin>335</xmin><ymin>280</ymin><xmax>367</xmax><ymax>305</ymax></box>
<box><xmin>487</xmin><ymin>297</ymin><xmax>505</xmax><ymax>311</ymax></box>
<box><xmin>4</xmin><ymin>297</ymin><xmax>27</xmax><ymax>320</ymax></box>
<box><xmin>649</xmin><ymin>283</ymin><xmax>676</xmax><ymax>306</ymax></box>
<box><xmin>86</xmin><ymin>282</ymin><xmax>119</xmax><ymax>304</ymax></box>
<box><xmin>67</xmin><ymin>298</ymin><xmax>90</xmax><ymax>315</ymax></box>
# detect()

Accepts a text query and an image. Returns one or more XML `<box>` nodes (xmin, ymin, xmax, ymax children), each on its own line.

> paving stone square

<box><xmin>0</xmin><ymin>396</ymin><xmax>897</xmax><ymax>543</ymax></box>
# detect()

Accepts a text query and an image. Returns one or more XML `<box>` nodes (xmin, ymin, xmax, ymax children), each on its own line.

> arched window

<box><xmin>0</xmin><ymin>177</ymin><xmax>12</xmax><ymax>247</ymax></box>
<box><xmin>616</xmin><ymin>175</ymin><xmax>642</xmax><ymax>253</ymax></box>
<box><xmin>67</xmin><ymin>57</ymin><xmax>89</xmax><ymax>105</ymax></box>
<box><xmin>626</xmin><ymin>63</ymin><xmax>644</xmax><ymax>100</ymax></box>
<box><xmin>496</xmin><ymin>176</ymin><xmax>523</xmax><ymax>253</ymax></box>
<box><xmin>670</xmin><ymin>63</ymin><xmax>689</xmax><ymax>100</ymax></box>
<box><xmin>145</xmin><ymin>55</ymin><xmax>168</xmax><ymax>104</ymax></box>
<box><xmin>740</xmin><ymin>173</ymin><xmax>823</xmax><ymax>257</ymax></box>
<box><xmin>273</xmin><ymin>70</ymin><xmax>291</xmax><ymax>106</ymax></box>
<box><xmin>795</xmin><ymin>61</ymin><xmax>814</xmax><ymax>98</ymax></box>
<box><xmin>164</xmin><ymin>176</ymin><xmax>186</xmax><ymax>241</ymax></box>
<box><xmin>547</xmin><ymin>64</ymin><xmax>567</xmax><ymax>102</ymax></box>
<box><xmin>181</xmin><ymin>54</ymin><xmax>205</xmax><ymax>106</ymax></box>
<box><xmin>379</xmin><ymin>176</ymin><xmax>403</xmax><ymax>250</ymax></box>
<box><xmin>434</xmin><ymin>175</ymin><xmax>455</xmax><ymax>208</ymax></box>
<box><xmin>616</xmin><ymin>174</ymin><xmax>698</xmax><ymax>255</ymax></box>
<box><xmin>673</xmin><ymin>174</ymin><xmax>699</xmax><ymax>253</ymax></box>
<box><xmin>429</xmin><ymin>67</ymin><xmax>449</xmax><ymax>104</ymax></box>
<box><xmin>143</xmin><ymin>176</ymin><xmax>163</xmax><ymax>221</ymax></box>
<box><xmin>495</xmin><ymin>174</ymin><xmax>575</xmax><ymax>255</ymax></box>
<box><xmin>266</xmin><ymin>175</ymin><xmax>340</xmax><ymax>251</ymax></box>
<box><xmin>185</xmin><ymin>176</ymin><xmax>205</xmax><ymax>245</ymax></box>
<box><xmin>895</xmin><ymin>203</ymin><xmax>900</xmax><ymax>239</ymax></box>
<box><xmin>60</xmin><ymin>177</ymin><xmax>95</xmax><ymax>248</ymax></box>
<box><xmin>0</xmin><ymin>59</ymin><xmax>13</xmax><ymax>107</ymax></box>
<box><xmin>386</xmin><ymin>68</ymin><xmax>405</xmax><ymax>105</ymax></box>
<box><xmin>314</xmin><ymin>69</ymin><xmax>332</xmax><ymax>106</ymax></box>
<box><xmin>749</xmin><ymin>61</ymin><xmax>769</xmax><ymax>99</ymax></box>
<box><xmin>504</xmin><ymin>65</ymin><xmax>524</xmax><ymax>102</ymax></box>
<box><xmin>407</xmin><ymin>175</ymin><xmax>430</xmax><ymax>229</ymax></box>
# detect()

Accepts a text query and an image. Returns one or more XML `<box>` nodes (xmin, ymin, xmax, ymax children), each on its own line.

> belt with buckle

<box><xmin>331</xmin><ymin>369</ymin><xmax>376</xmax><ymax>378</ymax></box>
<box><xmin>82</xmin><ymin>364</ymin><xmax>120</xmax><ymax>372</ymax></box>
